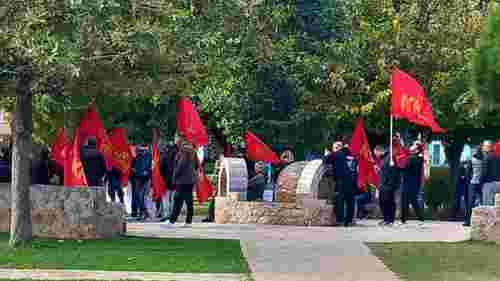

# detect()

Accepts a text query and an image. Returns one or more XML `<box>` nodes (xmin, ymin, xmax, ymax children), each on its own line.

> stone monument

<box><xmin>215</xmin><ymin>159</ymin><xmax>336</xmax><ymax>226</ymax></box>
<box><xmin>471</xmin><ymin>194</ymin><xmax>500</xmax><ymax>243</ymax></box>
<box><xmin>0</xmin><ymin>183</ymin><xmax>125</xmax><ymax>239</ymax></box>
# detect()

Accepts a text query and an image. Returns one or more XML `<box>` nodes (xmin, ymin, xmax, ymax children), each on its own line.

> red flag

<box><xmin>151</xmin><ymin>128</ymin><xmax>167</xmax><ymax>201</ymax></box>
<box><xmin>51</xmin><ymin>128</ymin><xmax>68</xmax><ymax>168</ymax></box>
<box><xmin>64</xmin><ymin>128</ymin><xmax>88</xmax><ymax>187</ymax></box>
<box><xmin>196</xmin><ymin>174</ymin><xmax>214</xmax><ymax>204</ymax></box>
<box><xmin>350</xmin><ymin>120</ymin><xmax>379</xmax><ymax>191</ymax></box>
<box><xmin>391</xmin><ymin>69</ymin><xmax>446</xmax><ymax>133</ymax></box>
<box><xmin>79</xmin><ymin>104</ymin><xmax>114</xmax><ymax>170</ymax></box>
<box><xmin>244</xmin><ymin>131</ymin><xmax>280</xmax><ymax>164</ymax></box>
<box><xmin>109</xmin><ymin>128</ymin><xmax>133</xmax><ymax>187</ymax></box>
<box><xmin>176</xmin><ymin>97</ymin><xmax>209</xmax><ymax>147</ymax></box>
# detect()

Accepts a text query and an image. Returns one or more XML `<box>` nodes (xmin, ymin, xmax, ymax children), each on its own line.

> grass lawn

<box><xmin>368</xmin><ymin>241</ymin><xmax>500</xmax><ymax>281</ymax></box>
<box><xmin>0</xmin><ymin>234</ymin><xmax>249</xmax><ymax>274</ymax></box>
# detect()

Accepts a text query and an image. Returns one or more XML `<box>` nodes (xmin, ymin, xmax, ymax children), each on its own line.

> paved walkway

<box><xmin>2</xmin><ymin>220</ymin><xmax>470</xmax><ymax>281</ymax></box>
<box><xmin>126</xmin><ymin>220</ymin><xmax>471</xmax><ymax>281</ymax></box>
<box><xmin>0</xmin><ymin>269</ymin><xmax>250</xmax><ymax>281</ymax></box>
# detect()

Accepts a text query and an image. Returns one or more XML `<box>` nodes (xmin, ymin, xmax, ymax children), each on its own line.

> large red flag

<box><xmin>244</xmin><ymin>131</ymin><xmax>280</xmax><ymax>164</ymax></box>
<box><xmin>151</xmin><ymin>128</ymin><xmax>167</xmax><ymax>201</ymax></box>
<box><xmin>350</xmin><ymin>120</ymin><xmax>379</xmax><ymax>191</ymax></box>
<box><xmin>109</xmin><ymin>128</ymin><xmax>133</xmax><ymax>187</ymax></box>
<box><xmin>176</xmin><ymin>97</ymin><xmax>209</xmax><ymax>147</ymax></box>
<box><xmin>51</xmin><ymin>128</ymin><xmax>68</xmax><ymax>168</ymax></box>
<box><xmin>79</xmin><ymin>104</ymin><xmax>114</xmax><ymax>170</ymax></box>
<box><xmin>64</xmin><ymin>128</ymin><xmax>88</xmax><ymax>187</ymax></box>
<box><xmin>391</xmin><ymin>69</ymin><xmax>445</xmax><ymax>133</ymax></box>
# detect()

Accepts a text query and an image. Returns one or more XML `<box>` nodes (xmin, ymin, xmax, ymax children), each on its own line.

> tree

<box><xmin>0</xmin><ymin>0</ymin><xmax>200</xmax><ymax>246</ymax></box>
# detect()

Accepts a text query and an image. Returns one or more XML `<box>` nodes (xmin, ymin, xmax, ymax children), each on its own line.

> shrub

<box><xmin>423</xmin><ymin>167</ymin><xmax>455</xmax><ymax>210</ymax></box>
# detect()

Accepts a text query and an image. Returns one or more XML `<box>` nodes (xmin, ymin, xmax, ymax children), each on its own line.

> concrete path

<box><xmin>0</xmin><ymin>269</ymin><xmax>250</xmax><ymax>281</ymax></box>
<box><xmin>126</xmin><ymin>220</ymin><xmax>471</xmax><ymax>281</ymax></box>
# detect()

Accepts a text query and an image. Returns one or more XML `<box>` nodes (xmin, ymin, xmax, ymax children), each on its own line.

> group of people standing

<box><xmin>461</xmin><ymin>140</ymin><xmax>500</xmax><ymax>226</ymax></box>
<box><xmin>323</xmin><ymin>134</ymin><xmax>426</xmax><ymax>227</ymax></box>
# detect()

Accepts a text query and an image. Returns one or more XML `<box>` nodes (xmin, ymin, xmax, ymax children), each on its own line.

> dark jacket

<box><xmin>322</xmin><ymin>152</ymin><xmax>336</xmax><ymax>177</ymax></box>
<box><xmin>247</xmin><ymin>173</ymin><xmax>266</xmax><ymax>201</ymax></box>
<box><xmin>483</xmin><ymin>153</ymin><xmax>500</xmax><ymax>183</ymax></box>
<box><xmin>402</xmin><ymin>154</ymin><xmax>424</xmax><ymax>192</ymax></box>
<box><xmin>172</xmin><ymin>149</ymin><xmax>199</xmax><ymax>187</ymax></box>
<box><xmin>379</xmin><ymin>153</ymin><xmax>401</xmax><ymax>192</ymax></box>
<box><xmin>132</xmin><ymin>150</ymin><xmax>152</xmax><ymax>178</ymax></box>
<box><xmin>159</xmin><ymin>144</ymin><xmax>178</xmax><ymax>189</ymax></box>
<box><xmin>334</xmin><ymin>147</ymin><xmax>358</xmax><ymax>194</ymax></box>
<box><xmin>108</xmin><ymin>168</ymin><xmax>122</xmax><ymax>189</ymax></box>
<box><xmin>81</xmin><ymin>144</ymin><xmax>106</xmax><ymax>187</ymax></box>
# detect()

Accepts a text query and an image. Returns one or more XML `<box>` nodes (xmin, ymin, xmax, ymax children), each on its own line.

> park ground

<box><xmin>2</xmin><ymin>220</ymin><xmax>499</xmax><ymax>281</ymax></box>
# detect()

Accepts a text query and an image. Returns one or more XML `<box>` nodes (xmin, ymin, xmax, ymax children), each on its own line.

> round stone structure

<box><xmin>215</xmin><ymin>158</ymin><xmax>336</xmax><ymax>226</ymax></box>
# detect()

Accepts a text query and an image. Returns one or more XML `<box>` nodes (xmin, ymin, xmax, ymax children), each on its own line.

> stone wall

<box><xmin>0</xmin><ymin>183</ymin><xmax>125</xmax><ymax>239</ymax></box>
<box><xmin>471</xmin><ymin>194</ymin><xmax>500</xmax><ymax>243</ymax></box>
<box><xmin>215</xmin><ymin>195</ymin><xmax>335</xmax><ymax>226</ymax></box>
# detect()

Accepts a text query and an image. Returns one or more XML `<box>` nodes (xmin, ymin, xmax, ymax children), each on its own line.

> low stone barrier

<box><xmin>215</xmin><ymin>195</ymin><xmax>334</xmax><ymax>226</ymax></box>
<box><xmin>471</xmin><ymin>194</ymin><xmax>500</xmax><ymax>243</ymax></box>
<box><xmin>0</xmin><ymin>183</ymin><xmax>125</xmax><ymax>239</ymax></box>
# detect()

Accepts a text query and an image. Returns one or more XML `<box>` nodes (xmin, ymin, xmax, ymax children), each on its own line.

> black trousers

<box><xmin>133</xmin><ymin>176</ymin><xmax>149</xmax><ymax>218</ymax></box>
<box><xmin>336</xmin><ymin>191</ymin><xmax>355</xmax><ymax>225</ymax></box>
<box><xmin>108</xmin><ymin>176</ymin><xmax>124</xmax><ymax>204</ymax></box>
<box><xmin>464</xmin><ymin>183</ymin><xmax>482</xmax><ymax>225</ymax></box>
<box><xmin>401</xmin><ymin>186</ymin><xmax>424</xmax><ymax>223</ymax></box>
<box><xmin>169</xmin><ymin>185</ymin><xmax>194</xmax><ymax>224</ymax></box>
<box><xmin>207</xmin><ymin>198</ymin><xmax>215</xmax><ymax>221</ymax></box>
<box><xmin>379</xmin><ymin>188</ymin><xmax>396</xmax><ymax>223</ymax></box>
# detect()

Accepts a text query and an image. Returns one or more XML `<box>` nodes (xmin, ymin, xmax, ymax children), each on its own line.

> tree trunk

<box><xmin>9</xmin><ymin>65</ymin><xmax>33</xmax><ymax>247</ymax></box>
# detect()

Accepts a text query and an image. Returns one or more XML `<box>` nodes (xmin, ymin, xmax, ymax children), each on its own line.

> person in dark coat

<box><xmin>31</xmin><ymin>148</ymin><xmax>50</xmax><ymax>185</ymax></box>
<box><xmin>247</xmin><ymin>162</ymin><xmax>267</xmax><ymax>201</ymax></box>
<box><xmin>80</xmin><ymin>137</ymin><xmax>106</xmax><ymax>187</ymax></box>
<box><xmin>131</xmin><ymin>145</ymin><xmax>152</xmax><ymax>221</ymax></box>
<box><xmin>400</xmin><ymin>141</ymin><xmax>425</xmax><ymax>224</ymax></box>
<box><xmin>162</xmin><ymin>141</ymin><xmax>199</xmax><ymax>228</ymax></box>
<box><xmin>377</xmin><ymin>145</ymin><xmax>401</xmax><ymax>226</ymax></box>
<box><xmin>331</xmin><ymin>139</ymin><xmax>358</xmax><ymax>227</ymax></box>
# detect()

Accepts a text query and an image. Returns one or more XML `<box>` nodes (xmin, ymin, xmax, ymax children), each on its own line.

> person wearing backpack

<box><xmin>333</xmin><ymin>138</ymin><xmax>358</xmax><ymax>227</ymax></box>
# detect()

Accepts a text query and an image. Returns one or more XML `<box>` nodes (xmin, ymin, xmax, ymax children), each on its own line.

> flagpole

<box><xmin>390</xmin><ymin>115</ymin><xmax>394</xmax><ymax>166</ymax></box>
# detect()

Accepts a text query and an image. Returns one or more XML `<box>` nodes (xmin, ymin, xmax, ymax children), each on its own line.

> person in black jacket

<box><xmin>400</xmin><ymin>141</ymin><xmax>425</xmax><ymax>224</ymax></box>
<box><xmin>482</xmin><ymin>142</ymin><xmax>500</xmax><ymax>206</ymax></box>
<box><xmin>80</xmin><ymin>137</ymin><xmax>106</xmax><ymax>187</ymax></box>
<box><xmin>332</xmin><ymin>140</ymin><xmax>358</xmax><ymax>227</ymax></box>
<box><xmin>162</xmin><ymin>141</ymin><xmax>199</xmax><ymax>228</ymax></box>
<box><xmin>377</xmin><ymin>145</ymin><xmax>401</xmax><ymax>226</ymax></box>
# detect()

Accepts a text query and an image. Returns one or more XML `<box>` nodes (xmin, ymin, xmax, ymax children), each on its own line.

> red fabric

<box><xmin>176</xmin><ymin>97</ymin><xmax>209</xmax><ymax>147</ymax></box>
<box><xmin>109</xmin><ymin>128</ymin><xmax>133</xmax><ymax>187</ymax></box>
<box><xmin>151</xmin><ymin>128</ymin><xmax>167</xmax><ymax>201</ymax></box>
<box><xmin>392</xmin><ymin>142</ymin><xmax>410</xmax><ymax>168</ymax></box>
<box><xmin>495</xmin><ymin>141</ymin><xmax>500</xmax><ymax>156</ymax></box>
<box><xmin>64</xmin><ymin>128</ymin><xmax>88</xmax><ymax>187</ymax></box>
<box><xmin>391</xmin><ymin>69</ymin><xmax>446</xmax><ymax>133</ymax></box>
<box><xmin>196</xmin><ymin>174</ymin><xmax>214</xmax><ymax>204</ymax></box>
<box><xmin>79</xmin><ymin>104</ymin><xmax>114</xmax><ymax>170</ymax></box>
<box><xmin>350</xmin><ymin>119</ymin><xmax>379</xmax><ymax>191</ymax></box>
<box><xmin>244</xmin><ymin>131</ymin><xmax>280</xmax><ymax>164</ymax></box>
<box><xmin>51</xmin><ymin>128</ymin><xmax>68</xmax><ymax>168</ymax></box>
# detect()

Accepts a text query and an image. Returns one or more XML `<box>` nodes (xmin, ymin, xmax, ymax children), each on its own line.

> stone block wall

<box><xmin>0</xmin><ymin>183</ymin><xmax>125</xmax><ymax>239</ymax></box>
<box><xmin>471</xmin><ymin>194</ymin><xmax>500</xmax><ymax>242</ymax></box>
<box><xmin>215</xmin><ymin>195</ymin><xmax>335</xmax><ymax>226</ymax></box>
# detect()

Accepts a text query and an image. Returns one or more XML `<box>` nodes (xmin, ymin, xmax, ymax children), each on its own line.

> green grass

<box><xmin>0</xmin><ymin>234</ymin><xmax>249</xmax><ymax>273</ymax></box>
<box><xmin>368</xmin><ymin>241</ymin><xmax>500</xmax><ymax>281</ymax></box>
